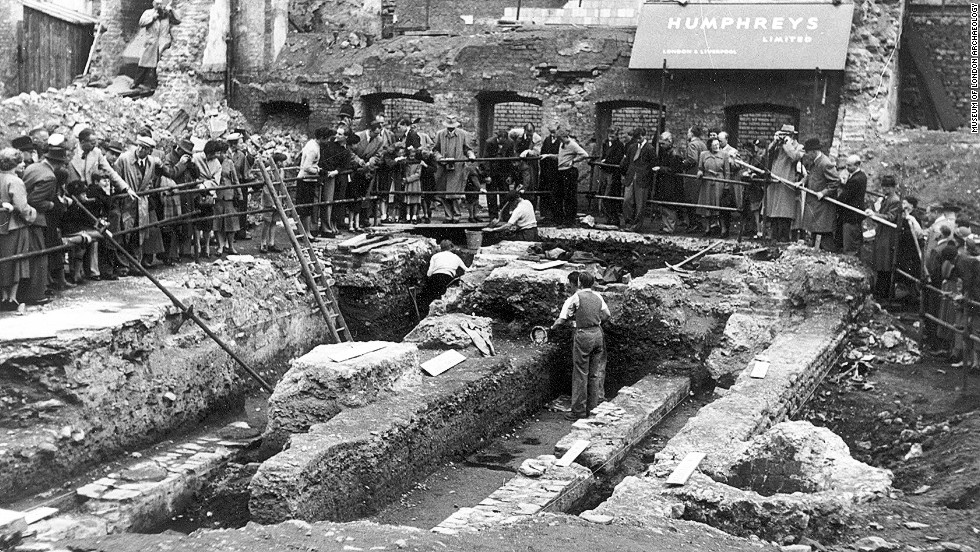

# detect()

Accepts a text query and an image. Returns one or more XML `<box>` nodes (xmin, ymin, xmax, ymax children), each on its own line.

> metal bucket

<box><xmin>464</xmin><ymin>230</ymin><xmax>483</xmax><ymax>250</ymax></box>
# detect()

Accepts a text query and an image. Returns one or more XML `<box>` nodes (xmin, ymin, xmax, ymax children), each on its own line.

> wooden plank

<box><xmin>23</xmin><ymin>507</ymin><xmax>58</xmax><ymax>525</ymax></box>
<box><xmin>531</xmin><ymin>260</ymin><xmax>566</xmax><ymax>271</ymax></box>
<box><xmin>556</xmin><ymin>439</ymin><xmax>590</xmax><ymax>467</ymax></box>
<box><xmin>749</xmin><ymin>359</ymin><xmax>770</xmax><ymax>379</ymax></box>
<box><xmin>665</xmin><ymin>452</ymin><xmax>706</xmax><ymax>486</ymax></box>
<box><xmin>338</xmin><ymin>233</ymin><xmax>374</xmax><ymax>250</ymax></box>
<box><xmin>351</xmin><ymin>237</ymin><xmax>409</xmax><ymax>255</ymax></box>
<box><xmin>324</xmin><ymin>342</ymin><xmax>387</xmax><ymax>363</ymax></box>
<box><xmin>421</xmin><ymin>350</ymin><xmax>466</xmax><ymax>377</ymax></box>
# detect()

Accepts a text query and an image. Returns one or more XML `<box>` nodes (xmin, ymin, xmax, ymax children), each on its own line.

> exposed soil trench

<box><xmin>5</xmin><ymin>232</ymin><xmax>911</xmax><ymax>552</ymax></box>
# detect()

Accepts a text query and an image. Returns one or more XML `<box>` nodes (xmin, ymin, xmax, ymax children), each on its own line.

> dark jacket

<box><xmin>652</xmin><ymin>147</ymin><xmax>685</xmax><ymax>203</ymax></box>
<box><xmin>621</xmin><ymin>140</ymin><xmax>658</xmax><ymax>189</ymax></box>
<box><xmin>598</xmin><ymin>138</ymin><xmax>626</xmax><ymax>174</ymax></box>
<box><xmin>834</xmin><ymin>169</ymin><xmax>867</xmax><ymax>225</ymax></box>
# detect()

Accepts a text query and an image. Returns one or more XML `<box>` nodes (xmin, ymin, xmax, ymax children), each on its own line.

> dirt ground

<box><xmin>795</xmin><ymin>303</ymin><xmax>980</xmax><ymax>550</ymax></box>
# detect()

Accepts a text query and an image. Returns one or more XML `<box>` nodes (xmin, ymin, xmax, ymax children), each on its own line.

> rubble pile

<box><xmin>258</xmin><ymin>111</ymin><xmax>311</xmax><ymax>163</ymax></box>
<box><xmin>0</xmin><ymin>86</ymin><xmax>250</xmax><ymax>148</ymax></box>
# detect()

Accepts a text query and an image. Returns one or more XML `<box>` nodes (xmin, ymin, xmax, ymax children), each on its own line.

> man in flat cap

<box><xmin>19</xmin><ymin>142</ymin><xmax>72</xmax><ymax>303</ymax></box>
<box><xmin>115</xmin><ymin>135</ymin><xmax>169</xmax><ymax>269</ymax></box>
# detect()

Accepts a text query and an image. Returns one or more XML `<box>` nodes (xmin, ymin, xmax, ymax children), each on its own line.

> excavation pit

<box><xmin>2</xmin><ymin>229</ymin><xmax>879</xmax><ymax>551</ymax></box>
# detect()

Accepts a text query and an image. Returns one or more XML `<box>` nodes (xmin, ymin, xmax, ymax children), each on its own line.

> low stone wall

<box><xmin>586</xmin><ymin>309</ymin><xmax>887</xmax><ymax>543</ymax></box>
<box><xmin>431</xmin><ymin>375</ymin><xmax>690</xmax><ymax>535</ymax></box>
<box><xmin>249</xmin><ymin>342</ymin><xmax>563</xmax><ymax>523</ymax></box>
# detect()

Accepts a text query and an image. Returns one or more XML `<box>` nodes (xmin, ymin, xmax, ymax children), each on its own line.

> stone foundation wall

<box><xmin>249</xmin><ymin>343</ymin><xmax>564</xmax><ymax>523</ymax></box>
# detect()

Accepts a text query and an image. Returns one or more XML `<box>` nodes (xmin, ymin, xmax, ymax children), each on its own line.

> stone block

<box><xmin>404</xmin><ymin>314</ymin><xmax>493</xmax><ymax>350</ymax></box>
<box><xmin>250</xmin><ymin>345</ymin><xmax>558</xmax><ymax>524</ymax></box>
<box><xmin>705</xmin><ymin>313</ymin><xmax>778</xmax><ymax>386</ymax></box>
<box><xmin>0</xmin><ymin>509</ymin><xmax>27</xmax><ymax>540</ymax></box>
<box><xmin>263</xmin><ymin>342</ymin><xmax>420</xmax><ymax>451</ymax></box>
<box><xmin>464</xmin><ymin>265</ymin><xmax>572</xmax><ymax>325</ymax></box>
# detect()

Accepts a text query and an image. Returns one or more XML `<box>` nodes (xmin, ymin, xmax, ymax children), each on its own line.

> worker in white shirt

<box><xmin>485</xmin><ymin>188</ymin><xmax>538</xmax><ymax>241</ymax></box>
<box><xmin>421</xmin><ymin>239</ymin><xmax>468</xmax><ymax>309</ymax></box>
<box><xmin>550</xmin><ymin>271</ymin><xmax>611</xmax><ymax>420</ymax></box>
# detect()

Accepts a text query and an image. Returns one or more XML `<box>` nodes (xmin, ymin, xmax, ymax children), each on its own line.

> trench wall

<box><xmin>249</xmin><ymin>343</ymin><xmax>564</xmax><ymax>523</ymax></box>
<box><xmin>0</xmin><ymin>260</ymin><xmax>330</xmax><ymax>502</ymax></box>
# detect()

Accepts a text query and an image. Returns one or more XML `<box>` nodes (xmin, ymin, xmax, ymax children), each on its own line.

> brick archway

<box><xmin>360</xmin><ymin>91</ymin><xmax>436</xmax><ymax>130</ymax></box>
<box><xmin>475</xmin><ymin>91</ymin><xmax>543</xmax><ymax>156</ymax></box>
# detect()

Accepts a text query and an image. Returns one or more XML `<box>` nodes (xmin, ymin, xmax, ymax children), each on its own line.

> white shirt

<box><xmin>506</xmin><ymin>198</ymin><xmax>537</xmax><ymax>230</ymax></box>
<box><xmin>298</xmin><ymin>139</ymin><xmax>320</xmax><ymax>178</ymax></box>
<box><xmin>427</xmin><ymin>251</ymin><xmax>467</xmax><ymax>277</ymax></box>
<box><xmin>557</xmin><ymin>289</ymin><xmax>611</xmax><ymax>325</ymax></box>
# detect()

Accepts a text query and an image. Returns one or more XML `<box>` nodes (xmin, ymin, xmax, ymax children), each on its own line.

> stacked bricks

<box><xmin>432</xmin><ymin>463</ymin><xmax>594</xmax><ymax>535</ymax></box>
<box><xmin>492</xmin><ymin>102</ymin><xmax>542</xmax><ymax>134</ymax></box>
<box><xmin>608</xmin><ymin>106</ymin><xmax>661</xmax><ymax>134</ymax></box>
<box><xmin>736</xmin><ymin>111</ymin><xmax>797</xmax><ymax>146</ymax></box>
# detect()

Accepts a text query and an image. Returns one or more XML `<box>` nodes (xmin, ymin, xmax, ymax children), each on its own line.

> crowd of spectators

<box><xmin>1</xmin><ymin>104</ymin><xmax>976</xmax><ymax>357</ymax></box>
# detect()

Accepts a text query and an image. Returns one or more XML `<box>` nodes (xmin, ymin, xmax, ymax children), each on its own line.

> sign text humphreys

<box><xmin>630</xmin><ymin>2</ymin><xmax>856</xmax><ymax>70</ymax></box>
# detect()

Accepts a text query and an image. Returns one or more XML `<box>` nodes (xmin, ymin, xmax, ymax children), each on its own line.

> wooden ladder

<box><xmin>256</xmin><ymin>158</ymin><xmax>353</xmax><ymax>344</ymax></box>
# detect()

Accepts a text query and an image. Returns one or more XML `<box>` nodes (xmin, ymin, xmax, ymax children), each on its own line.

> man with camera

<box><xmin>132</xmin><ymin>0</ymin><xmax>181</xmax><ymax>90</ymax></box>
<box><xmin>763</xmin><ymin>124</ymin><xmax>804</xmax><ymax>242</ymax></box>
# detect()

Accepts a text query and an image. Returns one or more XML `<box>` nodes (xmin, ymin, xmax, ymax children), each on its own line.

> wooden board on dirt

<box><xmin>665</xmin><ymin>452</ymin><xmax>706</xmax><ymax>486</ymax></box>
<box><xmin>421</xmin><ymin>350</ymin><xmax>467</xmax><ymax>377</ymax></box>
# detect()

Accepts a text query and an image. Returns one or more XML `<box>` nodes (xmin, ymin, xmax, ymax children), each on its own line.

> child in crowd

<box><xmin>259</xmin><ymin>152</ymin><xmax>287</xmax><ymax>253</ymax></box>
<box><xmin>403</xmin><ymin>147</ymin><xmax>423</xmax><ymax>223</ymax></box>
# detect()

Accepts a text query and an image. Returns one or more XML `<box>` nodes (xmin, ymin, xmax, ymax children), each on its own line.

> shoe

<box><xmin>259</xmin><ymin>245</ymin><xmax>268</xmax><ymax>253</ymax></box>
<box><xmin>564</xmin><ymin>412</ymin><xmax>584</xmax><ymax>421</ymax></box>
<box><xmin>268</xmin><ymin>245</ymin><xmax>282</xmax><ymax>253</ymax></box>
<box><xmin>27</xmin><ymin>297</ymin><xmax>52</xmax><ymax>306</ymax></box>
<box><xmin>103</xmin><ymin>274</ymin><xmax>119</xmax><ymax>281</ymax></box>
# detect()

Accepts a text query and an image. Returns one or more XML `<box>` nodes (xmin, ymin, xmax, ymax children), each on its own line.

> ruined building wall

<box><xmin>900</xmin><ymin>0</ymin><xmax>974</xmax><ymax>125</ymax></box>
<box><xmin>237</xmin><ymin>30</ymin><xmax>843</xmax><ymax>154</ymax></box>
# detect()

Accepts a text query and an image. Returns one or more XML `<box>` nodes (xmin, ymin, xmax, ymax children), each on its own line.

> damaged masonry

<box><xmin>0</xmin><ymin>0</ymin><xmax>979</xmax><ymax>551</ymax></box>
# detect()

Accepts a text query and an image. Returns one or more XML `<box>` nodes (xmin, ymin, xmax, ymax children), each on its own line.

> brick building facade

<box><xmin>236</xmin><ymin>28</ymin><xmax>845</xmax><ymax>160</ymax></box>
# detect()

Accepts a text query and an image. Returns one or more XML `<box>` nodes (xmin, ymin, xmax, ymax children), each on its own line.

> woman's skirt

<box><xmin>0</xmin><ymin>227</ymin><xmax>32</xmax><ymax>286</ymax></box>
<box><xmin>213</xmin><ymin>199</ymin><xmax>241</xmax><ymax>233</ymax></box>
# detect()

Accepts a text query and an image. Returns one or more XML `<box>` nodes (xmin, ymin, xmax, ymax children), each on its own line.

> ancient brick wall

<box><xmin>607</xmin><ymin>105</ymin><xmax>660</xmax><ymax>136</ymax></box>
<box><xmin>492</xmin><ymin>101</ymin><xmax>542</xmax><ymax>134</ymax></box>
<box><xmin>902</xmin><ymin>0</ymin><xmax>974</xmax><ymax>124</ymax></box>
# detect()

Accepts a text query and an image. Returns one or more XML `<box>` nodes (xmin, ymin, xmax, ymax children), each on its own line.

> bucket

<box><xmin>465</xmin><ymin>230</ymin><xmax>483</xmax><ymax>250</ymax></box>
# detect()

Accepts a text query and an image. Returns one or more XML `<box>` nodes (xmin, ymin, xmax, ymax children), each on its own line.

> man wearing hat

<box><xmin>130</xmin><ymin>0</ymin><xmax>181</xmax><ymax>90</ymax></box>
<box><xmin>801</xmin><ymin>138</ymin><xmax>839</xmax><ymax>251</ymax></box>
<box><xmin>764</xmin><ymin>124</ymin><xmax>804</xmax><ymax>242</ymax></box>
<box><xmin>115</xmin><ymin>135</ymin><xmax>168</xmax><ymax>269</ymax></box>
<box><xmin>11</xmin><ymin>136</ymin><xmax>36</xmax><ymax>169</ymax></box>
<box><xmin>103</xmin><ymin>140</ymin><xmax>125</xmax><ymax>166</ymax></box>
<box><xmin>431</xmin><ymin>115</ymin><xmax>476</xmax><ymax>223</ymax></box>
<box><xmin>338</xmin><ymin>102</ymin><xmax>356</xmax><ymax>128</ymax></box>
<box><xmin>161</xmin><ymin>138</ymin><xmax>199</xmax><ymax>263</ymax></box>
<box><xmin>925</xmin><ymin>202</ymin><xmax>961</xmax><ymax>262</ymax></box>
<box><xmin>818</xmin><ymin>154</ymin><xmax>867</xmax><ymax>256</ymax></box>
<box><xmin>866</xmin><ymin>174</ymin><xmax>904</xmax><ymax>300</ymax></box>
<box><xmin>18</xmin><ymin>142</ymin><xmax>72</xmax><ymax>303</ymax></box>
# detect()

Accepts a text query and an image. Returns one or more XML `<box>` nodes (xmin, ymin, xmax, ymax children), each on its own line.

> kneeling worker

<box><xmin>550</xmin><ymin>271</ymin><xmax>611</xmax><ymax>421</ymax></box>
<box><xmin>485</xmin><ymin>188</ymin><xmax>538</xmax><ymax>241</ymax></box>
<box><xmin>421</xmin><ymin>239</ymin><xmax>468</xmax><ymax>309</ymax></box>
